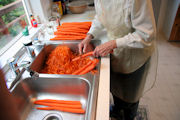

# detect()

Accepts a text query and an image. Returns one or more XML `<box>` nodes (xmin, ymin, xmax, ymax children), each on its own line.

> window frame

<box><xmin>0</xmin><ymin>0</ymin><xmax>31</xmax><ymax>56</ymax></box>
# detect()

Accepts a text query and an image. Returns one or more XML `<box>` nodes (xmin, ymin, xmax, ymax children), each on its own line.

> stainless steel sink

<box><xmin>30</xmin><ymin>41</ymin><xmax>100</xmax><ymax>73</ymax></box>
<box><xmin>10</xmin><ymin>40</ymin><xmax>101</xmax><ymax>120</ymax></box>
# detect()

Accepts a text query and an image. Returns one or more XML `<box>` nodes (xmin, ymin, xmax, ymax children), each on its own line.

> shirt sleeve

<box><xmin>88</xmin><ymin>15</ymin><xmax>104</xmax><ymax>38</ymax></box>
<box><xmin>116</xmin><ymin>0</ymin><xmax>156</xmax><ymax>49</ymax></box>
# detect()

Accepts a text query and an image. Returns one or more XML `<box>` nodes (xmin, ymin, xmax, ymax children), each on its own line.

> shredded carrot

<box><xmin>40</xmin><ymin>45</ymin><xmax>92</xmax><ymax>74</ymax></box>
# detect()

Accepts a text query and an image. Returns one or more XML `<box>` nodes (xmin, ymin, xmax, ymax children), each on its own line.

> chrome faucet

<box><xmin>8</xmin><ymin>57</ymin><xmax>39</xmax><ymax>90</ymax></box>
<box><xmin>8</xmin><ymin>57</ymin><xmax>31</xmax><ymax>77</ymax></box>
<box><xmin>23</xmin><ymin>40</ymin><xmax>35</xmax><ymax>58</ymax></box>
<box><xmin>8</xmin><ymin>57</ymin><xmax>20</xmax><ymax>77</ymax></box>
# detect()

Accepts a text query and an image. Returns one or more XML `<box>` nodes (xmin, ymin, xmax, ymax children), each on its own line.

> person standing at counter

<box><xmin>79</xmin><ymin>0</ymin><xmax>156</xmax><ymax>120</ymax></box>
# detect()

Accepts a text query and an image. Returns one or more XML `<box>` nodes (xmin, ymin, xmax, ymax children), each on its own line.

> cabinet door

<box><xmin>169</xmin><ymin>5</ymin><xmax>180</xmax><ymax>41</ymax></box>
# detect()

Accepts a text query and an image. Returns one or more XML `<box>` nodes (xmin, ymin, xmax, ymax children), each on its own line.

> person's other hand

<box><xmin>93</xmin><ymin>40</ymin><xmax>117</xmax><ymax>57</ymax></box>
<box><xmin>78</xmin><ymin>34</ymin><xmax>93</xmax><ymax>54</ymax></box>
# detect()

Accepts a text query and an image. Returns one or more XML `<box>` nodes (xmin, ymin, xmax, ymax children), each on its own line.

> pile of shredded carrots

<box><xmin>40</xmin><ymin>45</ymin><xmax>97</xmax><ymax>75</ymax></box>
<box><xmin>50</xmin><ymin>22</ymin><xmax>92</xmax><ymax>40</ymax></box>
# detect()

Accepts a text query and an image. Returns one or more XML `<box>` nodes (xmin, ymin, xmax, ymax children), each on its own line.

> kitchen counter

<box><xmin>60</xmin><ymin>7</ymin><xmax>110</xmax><ymax>120</ymax></box>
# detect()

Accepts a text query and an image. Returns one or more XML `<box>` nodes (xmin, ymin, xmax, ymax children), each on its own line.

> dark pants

<box><xmin>111</xmin><ymin>95</ymin><xmax>139</xmax><ymax>120</ymax></box>
<box><xmin>110</xmin><ymin>59</ymin><xmax>150</xmax><ymax>120</ymax></box>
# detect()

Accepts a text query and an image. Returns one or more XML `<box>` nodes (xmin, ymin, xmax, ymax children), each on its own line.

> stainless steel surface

<box><xmin>8</xmin><ymin>57</ymin><xmax>20</xmax><ymax>76</ymax></box>
<box><xmin>24</xmin><ymin>45</ymin><xmax>35</xmax><ymax>58</ymax></box>
<box><xmin>11</xmin><ymin>40</ymin><xmax>101</xmax><ymax>120</ymax></box>
<box><xmin>23</xmin><ymin>40</ymin><xmax>35</xmax><ymax>58</ymax></box>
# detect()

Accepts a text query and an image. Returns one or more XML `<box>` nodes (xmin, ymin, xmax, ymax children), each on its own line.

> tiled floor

<box><xmin>140</xmin><ymin>33</ymin><xmax>180</xmax><ymax>120</ymax></box>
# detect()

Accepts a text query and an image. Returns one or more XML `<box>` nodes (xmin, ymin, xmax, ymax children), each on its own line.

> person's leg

<box><xmin>112</xmin><ymin>95</ymin><xmax>139</xmax><ymax>120</ymax></box>
<box><xmin>110</xmin><ymin>95</ymin><xmax>124</xmax><ymax>120</ymax></box>
<box><xmin>123</xmin><ymin>101</ymin><xmax>139</xmax><ymax>120</ymax></box>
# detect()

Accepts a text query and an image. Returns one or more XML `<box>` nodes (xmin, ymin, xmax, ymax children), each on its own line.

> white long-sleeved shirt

<box><xmin>88</xmin><ymin>0</ymin><xmax>156</xmax><ymax>73</ymax></box>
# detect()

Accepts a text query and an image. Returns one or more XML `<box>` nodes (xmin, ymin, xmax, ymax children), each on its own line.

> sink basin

<box><xmin>10</xmin><ymin>40</ymin><xmax>101</xmax><ymax>120</ymax></box>
<box><xmin>30</xmin><ymin>40</ymin><xmax>100</xmax><ymax>74</ymax></box>
<box><xmin>11</xmin><ymin>75</ymin><xmax>96</xmax><ymax>120</ymax></box>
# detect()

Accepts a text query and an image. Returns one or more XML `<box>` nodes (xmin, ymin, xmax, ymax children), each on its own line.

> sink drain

<box><xmin>43</xmin><ymin>113</ymin><xmax>63</xmax><ymax>120</ymax></box>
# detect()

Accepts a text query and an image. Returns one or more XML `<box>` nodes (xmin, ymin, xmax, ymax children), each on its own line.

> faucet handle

<box><xmin>7</xmin><ymin>57</ymin><xmax>20</xmax><ymax>76</ymax></box>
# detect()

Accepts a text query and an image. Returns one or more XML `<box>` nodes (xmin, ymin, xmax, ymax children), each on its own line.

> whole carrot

<box><xmin>34</xmin><ymin>99</ymin><xmax>81</xmax><ymax>105</ymax></box>
<box><xmin>56</xmin><ymin>30</ymin><xmax>88</xmax><ymax>34</ymax></box>
<box><xmin>78</xmin><ymin>59</ymin><xmax>99</xmax><ymax>75</ymax></box>
<box><xmin>50</xmin><ymin>37</ymin><xmax>85</xmax><ymax>40</ymax></box>
<box><xmin>61</xmin><ymin>21</ymin><xmax>91</xmax><ymax>25</ymax></box>
<box><xmin>54</xmin><ymin>31</ymin><xmax>86</xmax><ymax>34</ymax></box>
<box><xmin>72</xmin><ymin>51</ymin><xmax>94</xmax><ymax>62</ymax></box>
<box><xmin>57</xmin><ymin>28</ymin><xmax>89</xmax><ymax>32</ymax></box>
<box><xmin>34</xmin><ymin>101</ymin><xmax>82</xmax><ymax>109</ymax></box>
<box><xmin>72</xmin><ymin>61</ymin><xmax>93</xmax><ymax>75</ymax></box>
<box><xmin>36</xmin><ymin>106</ymin><xmax>85</xmax><ymax>114</ymax></box>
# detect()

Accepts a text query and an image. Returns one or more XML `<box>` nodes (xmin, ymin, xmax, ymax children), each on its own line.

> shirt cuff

<box><xmin>116</xmin><ymin>37</ymin><xmax>127</xmax><ymax>48</ymax></box>
<box><xmin>88</xmin><ymin>29</ymin><xmax>99</xmax><ymax>39</ymax></box>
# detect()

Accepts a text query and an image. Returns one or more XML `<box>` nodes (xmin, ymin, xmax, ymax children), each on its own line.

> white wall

<box><xmin>25</xmin><ymin>0</ymin><xmax>52</xmax><ymax>23</ymax></box>
<box><xmin>158</xmin><ymin>0</ymin><xmax>180</xmax><ymax>40</ymax></box>
<box><xmin>152</xmin><ymin>0</ymin><xmax>161</xmax><ymax>26</ymax></box>
<box><xmin>40</xmin><ymin>0</ymin><xmax>52</xmax><ymax>22</ymax></box>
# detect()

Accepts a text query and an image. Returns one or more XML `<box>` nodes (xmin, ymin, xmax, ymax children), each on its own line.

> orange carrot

<box><xmin>54</xmin><ymin>32</ymin><xmax>86</xmax><ymax>36</ymax></box>
<box><xmin>60</xmin><ymin>21</ymin><xmax>91</xmax><ymax>25</ymax></box>
<box><xmin>36</xmin><ymin>106</ymin><xmax>85</xmax><ymax>114</ymax></box>
<box><xmin>40</xmin><ymin>45</ymin><xmax>92</xmax><ymax>74</ymax></box>
<box><xmin>34</xmin><ymin>99</ymin><xmax>81</xmax><ymax>105</ymax></box>
<box><xmin>58</xmin><ymin>28</ymin><xmax>89</xmax><ymax>31</ymax></box>
<box><xmin>72</xmin><ymin>61</ymin><xmax>93</xmax><ymax>75</ymax></box>
<box><xmin>54</xmin><ymin>31</ymin><xmax>87</xmax><ymax>35</ymax></box>
<box><xmin>54</xmin><ymin>35</ymin><xmax>85</xmax><ymax>37</ymax></box>
<box><xmin>59</xmin><ymin>25</ymin><xmax>90</xmax><ymax>30</ymax></box>
<box><xmin>57</xmin><ymin>27</ymin><xmax>89</xmax><ymax>30</ymax></box>
<box><xmin>78</xmin><ymin>59</ymin><xmax>99</xmax><ymax>75</ymax></box>
<box><xmin>72</xmin><ymin>51</ymin><xmax>94</xmax><ymax>62</ymax></box>
<box><xmin>34</xmin><ymin>101</ymin><xmax>82</xmax><ymax>109</ymax></box>
<box><xmin>56</xmin><ymin>30</ymin><xmax>88</xmax><ymax>34</ymax></box>
<box><xmin>52</xmin><ymin>22</ymin><xmax>91</xmax><ymax>41</ymax></box>
<box><xmin>91</xmin><ymin>70</ymin><xmax>98</xmax><ymax>75</ymax></box>
<box><xmin>60</xmin><ymin>23</ymin><xmax>91</xmax><ymax>26</ymax></box>
<box><xmin>50</xmin><ymin>37</ymin><xmax>85</xmax><ymax>40</ymax></box>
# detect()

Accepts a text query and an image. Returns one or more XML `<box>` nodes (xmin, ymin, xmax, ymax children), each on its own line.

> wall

<box><xmin>25</xmin><ymin>0</ymin><xmax>52</xmax><ymax>23</ymax></box>
<box><xmin>158</xmin><ymin>0</ymin><xmax>180</xmax><ymax>40</ymax></box>
<box><xmin>40</xmin><ymin>0</ymin><xmax>52</xmax><ymax>22</ymax></box>
<box><xmin>152</xmin><ymin>0</ymin><xmax>161</xmax><ymax>26</ymax></box>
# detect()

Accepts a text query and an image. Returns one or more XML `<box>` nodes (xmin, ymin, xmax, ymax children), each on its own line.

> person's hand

<box><xmin>78</xmin><ymin>34</ymin><xmax>93</xmax><ymax>54</ymax></box>
<box><xmin>93</xmin><ymin>40</ymin><xmax>117</xmax><ymax>57</ymax></box>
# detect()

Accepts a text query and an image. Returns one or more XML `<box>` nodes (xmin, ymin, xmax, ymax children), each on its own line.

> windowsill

<box><xmin>0</xmin><ymin>24</ymin><xmax>44</xmax><ymax>72</ymax></box>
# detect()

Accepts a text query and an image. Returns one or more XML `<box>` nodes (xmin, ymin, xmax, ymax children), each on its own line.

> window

<box><xmin>0</xmin><ymin>0</ymin><xmax>29</xmax><ymax>54</ymax></box>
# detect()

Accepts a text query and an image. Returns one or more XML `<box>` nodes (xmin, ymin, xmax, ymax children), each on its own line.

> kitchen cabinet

<box><xmin>169</xmin><ymin>5</ymin><xmax>180</xmax><ymax>41</ymax></box>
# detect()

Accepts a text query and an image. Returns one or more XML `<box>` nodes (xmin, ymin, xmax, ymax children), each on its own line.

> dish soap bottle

<box><xmin>30</xmin><ymin>15</ymin><xmax>38</xmax><ymax>28</ymax></box>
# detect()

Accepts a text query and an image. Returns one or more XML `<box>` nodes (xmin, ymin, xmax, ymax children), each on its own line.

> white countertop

<box><xmin>60</xmin><ymin>7</ymin><xmax>110</xmax><ymax>120</ymax></box>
